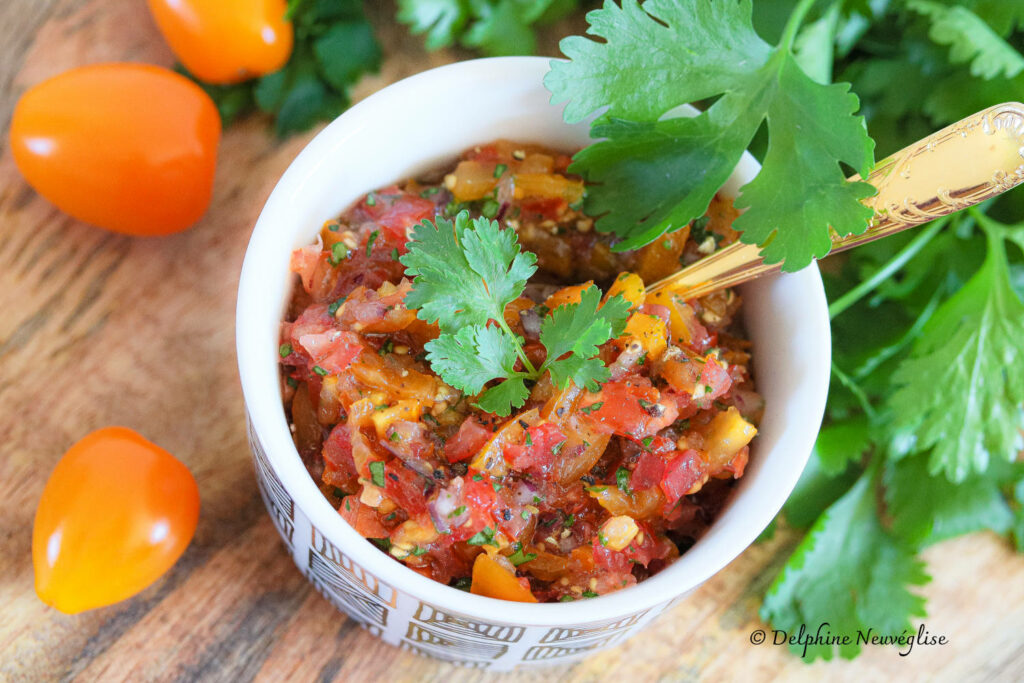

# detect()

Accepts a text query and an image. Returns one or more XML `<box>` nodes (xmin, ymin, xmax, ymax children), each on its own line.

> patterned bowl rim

<box><xmin>236</xmin><ymin>56</ymin><xmax>831</xmax><ymax>627</ymax></box>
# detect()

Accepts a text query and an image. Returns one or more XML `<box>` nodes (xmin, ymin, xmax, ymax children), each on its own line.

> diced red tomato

<box><xmin>384</xmin><ymin>460</ymin><xmax>430</xmax><ymax>515</ymax></box>
<box><xmin>337</xmin><ymin>280</ymin><xmax>415</xmax><ymax>333</ymax></box>
<box><xmin>631</xmin><ymin>451</ymin><xmax>667</xmax><ymax>490</ymax></box>
<box><xmin>592</xmin><ymin>522</ymin><xmax>671</xmax><ymax>572</ymax></box>
<box><xmin>322</xmin><ymin>424</ymin><xmax>358</xmax><ymax>489</ymax></box>
<box><xmin>579</xmin><ymin>379</ymin><xmax>679</xmax><ymax>439</ymax></box>
<box><xmin>296</xmin><ymin>329</ymin><xmax>362</xmax><ymax>375</ymax></box>
<box><xmin>697</xmin><ymin>357</ymin><xmax>732</xmax><ymax>404</ymax></box>
<box><xmin>445</xmin><ymin>418</ymin><xmax>492</xmax><ymax>463</ymax></box>
<box><xmin>520</xmin><ymin>197</ymin><xmax>566</xmax><ymax>220</ymax></box>
<box><xmin>290</xmin><ymin>243</ymin><xmax>324</xmax><ymax>293</ymax></box>
<box><xmin>660</xmin><ymin>449</ymin><xmax>706</xmax><ymax>507</ymax></box>
<box><xmin>450</xmin><ymin>472</ymin><xmax>501</xmax><ymax>542</ymax></box>
<box><xmin>339</xmin><ymin>496</ymin><xmax>389</xmax><ymax>538</ymax></box>
<box><xmin>359</xmin><ymin>189</ymin><xmax>434</xmax><ymax>246</ymax></box>
<box><xmin>638</xmin><ymin>303</ymin><xmax>671</xmax><ymax>326</ymax></box>
<box><xmin>503</xmin><ymin>422</ymin><xmax>567</xmax><ymax>476</ymax></box>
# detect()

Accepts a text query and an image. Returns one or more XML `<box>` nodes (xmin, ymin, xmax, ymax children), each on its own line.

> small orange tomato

<box><xmin>9</xmin><ymin>63</ymin><xmax>220</xmax><ymax>236</ymax></box>
<box><xmin>33</xmin><ymin>427</ymin><xmax>200</xmax><ymax>614</ymax></box>
<box><xmin>147</xmin><ymin>0</ymin><xmax>294</xmax><ymax>84</ymax></box>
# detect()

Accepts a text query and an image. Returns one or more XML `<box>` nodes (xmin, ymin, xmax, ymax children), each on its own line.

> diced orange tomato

<box><xmin>544</xmin><ymin>282</ymin><xmax>593</xmax><ymax>311</ymax></box>
<box><xmin>513</xmin><ymin>173</ymin><xmax>584</xmax><ymax>203</ymax></box>
<box><xmin>470</xmin><ymin>553</ymin><xmax>538</xmax><ymax>603</ymax></box>
<box><xmin>604</xmin><ymin>272</ymin><xmax>646</xmax><ymax>309</ymax></box>
<box><xmin>613</xmin><ymin>312</ymin><xmax>668</xmax><ymax>360</ymax></box>
<box><xmin>470</xmin><ymin>409</ymin><xmax>541</xmax><ymax>476</ymax></box>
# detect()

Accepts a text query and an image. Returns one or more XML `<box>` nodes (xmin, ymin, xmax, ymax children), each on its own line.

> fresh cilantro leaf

<box><xmin>539</xmin><ymin>286</ymin><xmax>631</xmax><ymax>390</ymax></box>
<box><xmin>886</xmin><ymin>222</ymin><xmax>1024</xmax><ymax>482</ymax></box>
<box><xmin>884</xmin><ymin>453</ymin><xmax>1014</xmax><ymax>547</ymax></box>
<box><xmin>475</xmin><ymin>378</ymin><xmax>531</xmax><ymax>417</ymax></box>
<box><xmin>402</xmin><ymin>211</ymin><xmax>537</xmax><ymax>330</ymax></box>
<box><xmin>425</xmin><ymin>325</ymin><xmax>523</xmax><ymax>395</ymax></box>
<box><xmin>313</xmin><ymin>20</ymin><xmax>382</xmax><ymax>91</ymax></box>
<box><xmin>546</xmin><ymin>0</ymin><xmax>875</xmax><ymax>270</ymax></box>
<box><xmin>463</xmin><ymin>0</ymin><xmax>540</xmax><ymax>56</ymax></box>
<box><xmin>397</xmin><ymin>0</ymin><xmax>470</xmax><ymax>50</ymax></box>
<box><xmin>793</xmin><ymin>3</ymin><xmax>840</xmax><ymax>85</ymax></box>
<box><xmin>783</xmin><ymin>417</ymin><xmax>867</xmax><ymax>529</ymax></box>
<box><xmin>761</xmin><ymin>470</ymin><xmax>929</xmax><ymax>661</ymax></box>
<box><xmin>908</xmin><ymin>0</ymin><xmax>1024</xmax><ymax>80</ymax></box>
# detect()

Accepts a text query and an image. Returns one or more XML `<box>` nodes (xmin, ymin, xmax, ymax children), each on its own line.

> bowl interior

<box><xmin>237</xmin><ymin>56</ymin><xmax>830</xmax><ymax>625</ymax></box>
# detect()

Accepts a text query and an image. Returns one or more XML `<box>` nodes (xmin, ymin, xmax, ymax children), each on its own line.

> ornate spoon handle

<box><xmin>647</xmin><ymin>101</ymin><xmax>1024</xmax><ymax>298</ymax></box>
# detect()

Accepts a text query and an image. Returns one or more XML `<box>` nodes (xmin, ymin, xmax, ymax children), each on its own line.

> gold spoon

<box><xmin>646</xmin><ymin>101</ymin><xmax>1024</xmax><ymax>298</ymax></box>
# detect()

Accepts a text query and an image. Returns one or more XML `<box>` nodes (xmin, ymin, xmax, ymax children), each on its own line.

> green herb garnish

<box><xmin>400</xmin><ymin>212</ymin><xmax>630</xmax><ymax>416</ymax></box>
<box><xmin>369</xmin><ymin>461</ymin><xmax>385</xmax><ymax>487</ymax></box>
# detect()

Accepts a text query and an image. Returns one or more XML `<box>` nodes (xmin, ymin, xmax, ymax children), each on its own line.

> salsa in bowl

<box><xmin>280</xmin><ymin>140</ymin><xmax>762</xmax><ymax>603</ymax></box>
<box><xmin>237</xmin><ymin>57</ymin><xmax>829</xmax><ymax>668</ymax></box>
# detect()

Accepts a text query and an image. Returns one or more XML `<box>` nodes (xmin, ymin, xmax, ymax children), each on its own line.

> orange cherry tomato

<box><xmin>32</xmin><ymin>427</ymin><xmax>200</xmax><ymax>614</ymax></box>
<box><xmin>147</xmin><ymin>0</ymin><xmax>294</xmax><ymax>84</ymax></box>
<box><xmin>9</xmin><ymin>63</ymin><xmax>220</xmax><ymax>236</ymax></box>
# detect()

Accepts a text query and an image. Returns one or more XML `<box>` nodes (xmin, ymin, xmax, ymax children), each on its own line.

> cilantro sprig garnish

<box><xmin>400</xmin><ymin>211</ymin><xmax>631</xmax><ymax>416</ymax></box>
<box><xmin>545</xmin><ymin>0</ymin><xmax>876</xmax><ymax>270</ymax></box>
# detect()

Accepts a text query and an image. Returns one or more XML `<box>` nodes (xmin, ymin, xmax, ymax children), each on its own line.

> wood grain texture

<box><xmin>1</xmin><ymin>1</ymin><xmax>1022</xmax><ymax>681</ymax></box>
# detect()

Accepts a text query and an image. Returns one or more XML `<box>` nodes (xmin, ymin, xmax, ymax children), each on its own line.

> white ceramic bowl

<box><xmin>236</xmin><ymin>56</ymin><xmax>830</xmax><ymax>671</ymax></box>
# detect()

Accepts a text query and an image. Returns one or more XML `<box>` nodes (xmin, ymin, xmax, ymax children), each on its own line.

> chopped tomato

<box><xmin>339</xmin><ymin>496</ymin><xmax>389</xmax><ymax>538</ymax></box>
<box><xmin>290</xmin><ymin>243</ymin><xmax>325</xmax><ymax>293</ymax></box>
<box><xmin>579</xmin><ymin>379</ymin><xmax>679</xmax><ymax>439</ymax></box>
<box><xmin>337</xmin><ymin>280</ymin><xmax>416</xmax><ymax>333</ymax></box>
<box><xmin>445</xmin><ymin>418</ymin><xmax>492</xmax><ymax>463</ymax></box>
<box><xmin>697</xmin><ymin>357</ymin><xmax>733</xmax><ymax>404</ymax></box>
<box><xmin>631</xmin><ymin>450</ymin><xmax>667</xmax><ymax>491</ymax></box>
<box><xmin>660</xmin><ymin>449</ymin><xmax>707</xmax><ymax>507</ymax></box>
<box><xmin>503</xmin><ymin>422</ymin><xmax>567</xmax><ymax>476</ymax></box>
<box><xmin>360</xmin><ymin>190</ymin><xmax>434</xmax><ymax>245</ymax></box>
<box><xmin>520</xmin><ymin>197</ymin><xmax>567</xmax><ymax>220</ymax></box>
<box><xmin>322</xmin><ymin>424</ymin><xmax>357</xmax><ymax>490</ymax></box>
<box><xmin>592</xmin><ymin>522</ymin><xmax>671</xmax><ymax>572</ymax></box>
<box><xmin>384</xmin><ymin>460</ymin><xmax>431</xmax><ymax>515</ymax></box>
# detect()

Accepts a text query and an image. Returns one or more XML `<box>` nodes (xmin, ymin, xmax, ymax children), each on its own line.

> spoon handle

<box><xmin>646</xmin><ymin>101</ymin><xmax>1024</xmax><ymax>298</ymax></box>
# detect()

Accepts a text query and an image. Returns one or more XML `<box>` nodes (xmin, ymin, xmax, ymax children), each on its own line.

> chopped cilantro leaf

<box><xmin>369</xmin><ymin>461</ymin><xmax>385</xmax><ymax>488</ymax></box>
<box><xmin>329</xmin><ymin>242</ymin><xmax>350</xmax><ymax>266</ymax></box>
<box><xmin>616</xmin><ymin>467</ymin><xmax>632</xmax><ymax>495</ymax></box>
<box><xmin>366</xmin><ymin>230</ymin><xmax>379</xmax><ymax>256</ymax></box>
<box><xmin>279</xmin><ymin>343</ymin><xmax>293</xmax><ymax>358</ymax></box>
<box><xmin>508</xmin><ymin>546</ymin><xmax>537</xmax><ymax>566</ymax></box>
<box><xmin>467</xmin><ymin>526</ymin><xmax>498</xmax><ymax>547</ymax></box>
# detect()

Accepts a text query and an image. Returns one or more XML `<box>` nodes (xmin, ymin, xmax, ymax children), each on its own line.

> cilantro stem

<box><xmin>831</xmin><ymin>362</ymin><xmax>877</xmax><ymax>422</ymax></box>
<box><xmin>853</xmin><ymin>288</ymin><xmax>942</xmax><ymax>380</ymax></box>
<box><xmin>828</xmin><ymin>217</ymin><xmax>948</xmax><ymax>320</ymax></box>
<box><xmin>780</xmin><ymin>0</ymin><xmax>821</xmax><ymax>50</ymax></box>
<box><xmin>496</xmin><ymin>315</ymin><xmax>538</xmax><ymax>375</ymax></box>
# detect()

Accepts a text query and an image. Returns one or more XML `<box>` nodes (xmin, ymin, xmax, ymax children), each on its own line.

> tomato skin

<box><xmin>10</xmin><ymin>64</ymin><xmax>220</xmax><ymax>236</ymax></box>
<box><xmin>32</xmin><ymin>427</ymin><xmax>199</xmax><ymax>614</ymax></box>
<box><xmin>147</xmin><ymin>0</ymin><xmax>293</xmax><ymax>84</ymax></box>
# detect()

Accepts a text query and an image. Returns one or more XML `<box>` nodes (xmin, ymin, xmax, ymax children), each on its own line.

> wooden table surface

<box><xmin>2</xmin><ymin>1</ymin><xmax>1023</xmax><ymax>681</ymax></box>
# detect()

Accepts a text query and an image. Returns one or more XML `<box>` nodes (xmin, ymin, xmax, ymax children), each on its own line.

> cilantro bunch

<box><xmin>397</xmin><ymin>0</ymin><xmax>582</xmax><ymax>55</ymax></box>
<box><xmin>744</xmin><ymin>0</ymin><xmax>1024</xmax><ymax>661</ymax></box>
<box><xmin>183</xmin><ymin>0</ymin><xmax>381</xmax><ymax>136</ymax></box>
<box><xmin>400</xmin><ymin>212</ymin><xmax>631</xmax><ymax>416</ymax></box>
